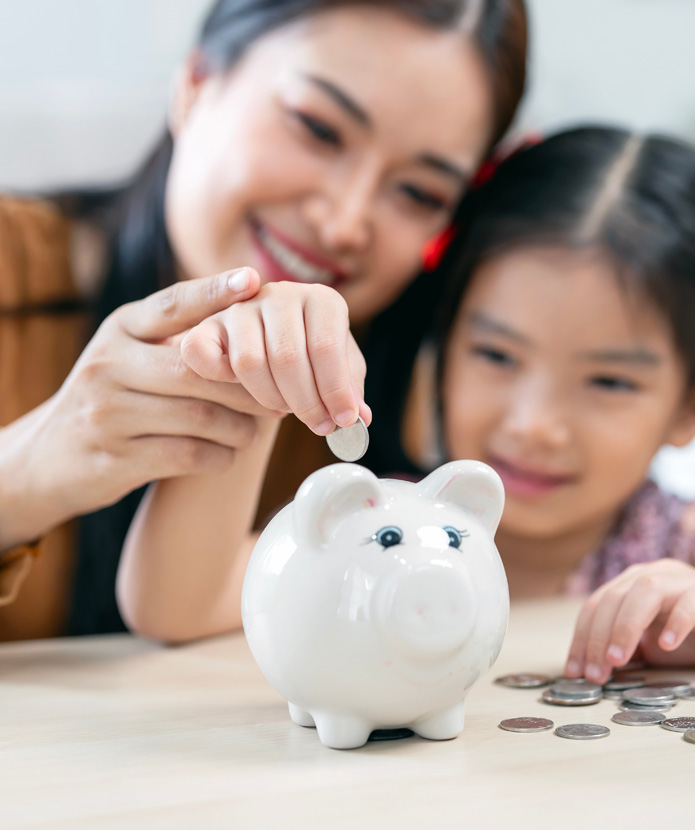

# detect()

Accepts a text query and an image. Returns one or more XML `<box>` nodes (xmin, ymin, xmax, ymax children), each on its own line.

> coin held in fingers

<box><xmin>326</xmin><ymin>416</ymin><xmax>369</xmax><ymax>462</ymax></box>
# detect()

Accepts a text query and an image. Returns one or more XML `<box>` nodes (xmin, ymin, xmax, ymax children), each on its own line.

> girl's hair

<box><xmin>68</xmin><ymin>0</ymin><xmax>528</xmax><ymax>636</ymax></box>
<box><xmin>364</xmin><ymin>126</ymin><xmax>695</xmax><ymax>476</ymax></box>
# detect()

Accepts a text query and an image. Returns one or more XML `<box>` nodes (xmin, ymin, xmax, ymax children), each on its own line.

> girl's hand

<box><xmin>565</xmin><ymin>559</ymin><xmax>695</xmax><ymax>682</ymax></box>
<box><xmin>0</xmin><ymin>268</ymin><xmax>282</xmax><ymax>550</ymax></box>
<box><xmin>181</xmin><ymin>281</ymin><xmax>372</xmax><ymax>436</ymax></box>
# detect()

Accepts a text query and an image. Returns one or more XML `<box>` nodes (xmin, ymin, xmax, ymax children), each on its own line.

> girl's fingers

<box><xmin>565</xmin><ymin>592</ymin><xmax>604</xmax><ymax>678</ymax></box>
<box><xmin>582</xmin><ymin>588</ymin><xmax>629</xmax><ymax>682</ymax></box>
<box><xmin>659</xmin><ymin>585</ymin><xmax>695</xmax><ymax>650</ymax></box>
<box><xmin>604</xmin><ymin>580</ymin><xmax>666</xmax><ymax>666</ymax></box>
<box><xmin>262</xmin><ymin>299</ymin><xmax>332</xmax><ymax>435</ymax></box>
<box><xmin>303</xmin><ymin>291</ymin><xmax>360</xmax><ymax>429</ymax></box>
<box><xmin>129</xmin><ymin>435</ymin><xmax>238</xmax><ymax>480</ymax></box>
<box><xmin>225</xmin><ymin>305</ymin><xmax>289</xmax><ymax>413</ymax></box>
<box><xmin>180</xmin><ymin>317</ymin><xmax>237</xmax><ymax>383</ymax></box>
<box><xmin>117</xmin><ymin>268</ymin><xmax>260</xmax><ymax>341</ymax></box>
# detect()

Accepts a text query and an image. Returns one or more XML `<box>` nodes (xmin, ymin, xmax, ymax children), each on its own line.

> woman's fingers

<box><xmin>659</xmin><ymin>585</ymin><xmax>695</xmax><ymax>650</ymax></box>
<box><xmin>262</xmin><ymin>298</ymin><xmax>333</xmax><ymax>435</ymax></box>
<box><xmin>129</xmin><ymin>435</ymin><xmax>238</xmax><ymax>481</ymax></box>
<box><xmin>565</xmin><ymin>592</ymin><xmax>603</xmax><ymax>678</ymax></box>
<box><xmin>118</xmin><ymin>390</ymin><xmax>258</xmax><ymax>450</ymax></box>
<box><xmin>117</xmin><ymin>268</ymin><xmax>260</xmax><ymax>341</ymax></box>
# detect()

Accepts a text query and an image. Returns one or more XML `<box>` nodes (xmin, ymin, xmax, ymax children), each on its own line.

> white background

<box><xmin>1</xmin><ymin>0</ymin><xmax>694</xmax><ymax>494</ymax></box>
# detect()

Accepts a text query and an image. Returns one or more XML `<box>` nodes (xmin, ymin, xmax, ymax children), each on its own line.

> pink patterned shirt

<box><xmin>564</xmin><ymin>481</ymin><xmax>695</xmax><ymax>595</ymax></box>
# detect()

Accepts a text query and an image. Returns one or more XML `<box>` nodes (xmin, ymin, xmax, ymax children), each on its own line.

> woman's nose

<box><xmin>304</xmin><ymin>164</ymin><xmax>377</xmax><ymax>252</ymax></box>
<box><xmin>502</xmin><ymin>380</ymin><xmax>571</xmax><ymax>449</ymax></box>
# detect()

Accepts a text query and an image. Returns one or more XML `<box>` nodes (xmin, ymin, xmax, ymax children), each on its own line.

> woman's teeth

<box><xmin>258</xmin><ymin>226</ymin><xmax>334</xmax><ymax>285</ymax></box>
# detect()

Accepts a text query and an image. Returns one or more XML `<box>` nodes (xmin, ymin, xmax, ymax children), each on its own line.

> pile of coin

<box><xmin>495</xmin><ymin>671</ymin><xmax>695</xmax><ymax>741</ymax></box>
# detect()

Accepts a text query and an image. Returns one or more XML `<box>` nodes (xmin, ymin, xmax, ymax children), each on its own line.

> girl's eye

<box><xmin>472</xmin><ymin>345</ymin><xmax>517</xmax><ymax>369</ymax></box>
<box><xmin>294</xmin><ymin>112</ymin><xmax>341</xmax><ymax>147</ymax></box>
<box><xmin>589</xmin><ymin>375</ymin><xmax>639</xmax><ymax>393</ymax></box>
<box><xmin>400</xmin><ymin>184</ymin><xmax>448</xmax><ymax>212</ymax></box>
<box><xmin>372</xmin><ymin>526</ymin><xmax>404</xmax><ymax>549</ymax></box>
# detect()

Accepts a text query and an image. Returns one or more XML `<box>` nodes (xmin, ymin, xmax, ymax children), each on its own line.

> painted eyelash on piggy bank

<box><xmin>241</xmin><ymin>461</ymin><xmax>508</xmax><ymax>749</ymax></box>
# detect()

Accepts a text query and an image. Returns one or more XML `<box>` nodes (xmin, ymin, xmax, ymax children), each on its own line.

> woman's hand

<box><xmin>181</xmin><ymin>281</ymin><xmax>371</xmax><ymax>436</ymax></box>
<box><xmin>0</xmin><ymin>267</ymin><xmax>282</xmax><ymax>549</ymax></box>
<box><xmin>564</xmin><ymin>559</ymin><xmax>695</xmax><ymax>682</ymax></box>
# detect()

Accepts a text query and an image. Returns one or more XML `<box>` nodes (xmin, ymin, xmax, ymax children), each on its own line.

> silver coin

<box><xmin>611</xmin><ymin>710</ymin><xmax>666</xmax><ymax>726</ymax></box>
<box><xmin>623</xmin><ymin>688</ymin><xmax>678</xmax><ymax>704</ymax></box>
<box><xmin>684</xmin><ymin>730</ymin><xmax>695</xmax><ymax>744</ymax></box>
<box><xmin>495</xmin><ymin>673</ymin><xmax>552</xmax><ymax>689</ymax></box>
<box><xmin>326</xmin><ymin>417</ymin><xmax>369</xmax><ymax>462</ymax></box>
<box><xmin>542</xmin><ymin>690</ymin><xmax>601</xmax><ymax>706</ymax></box>
<box><xmin>499</xmin><ymin>717</ymin><xmax>554</xmax><ymax>733</ymax></box>
<box><xmin>554</xmin><ymin>723</ymin><xmax>610</xmax><ymax>740</ymax></box>
<box><xmin>677</xmin><ymin>687</ymin><xmax>695</xmax><ymax>700</ymax></box>
<box><xmin>660</xmin><ymin>716</ymin><xmax>695</xmax><ymax>733</ymax></box>
<box><xmin>551</xmin><ymin>680</ymin><xmax>602</xmax><ymax>698</ymax></box>
<box><xmin>620</xmin><ymin>701</ymin><xmax>675</xmax><ymax>713</ymax></box>
<box><xmin>603</xmin><ymin>676</ymin><xmax>646</xmax><ymax>692</ymax></box>
<box><xmin>644</xmin><ymin>680</ymin><xmax>693</xmax><ymax>696</ymax></box>
<box><xmin>602</xmin><ymin>690</ymin><xmax>628</xmax><ymax>700</ymax></box>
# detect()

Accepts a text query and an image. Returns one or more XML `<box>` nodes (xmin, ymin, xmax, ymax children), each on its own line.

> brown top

<box><xmin>0</xmin><ymin>196</ymin><xmax>89</xmax><ymax>640</ymax></box>
<box><xmin>0</xmin><ymin>195</ymin><xmax>334</xmax><ymax>640</ymax></box>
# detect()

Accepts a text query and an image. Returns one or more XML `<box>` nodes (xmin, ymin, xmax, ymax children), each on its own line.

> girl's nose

<box><xmin>304</xmin><ymin>163</ymin><xmax>377</xmax><ymax>252</ymax></box>
<box><xmin>502</xmin><ymin>380</ymin><xmax>571</xmax><ymax>450</ymax></box>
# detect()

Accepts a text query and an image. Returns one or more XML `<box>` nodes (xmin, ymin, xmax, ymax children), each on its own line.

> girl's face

<box><xmin>442</xmin><ymin>247</ymin><xmax>695</xmax><ymax>541</ymax></box>
<box><xmin>165</xmin><ymin>6</ymin><xmax>493</xmax><ymax>323</ymax></box>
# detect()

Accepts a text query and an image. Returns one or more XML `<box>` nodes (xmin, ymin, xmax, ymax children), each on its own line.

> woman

<box><xmin>0</xmin><ymin>0</ymin><xmax>527</xmax><ymax>640</ymax></box>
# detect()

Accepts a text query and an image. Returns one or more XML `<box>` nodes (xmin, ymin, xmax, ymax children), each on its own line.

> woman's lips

<box><xmin>489</xmin><ymin>455</ymin><xmax>577</xmax><ymax>499</ymax></box>
<box><xmin>249</xmin><ymin>217</ymin><xmax>349</xmax><ymax>287</ymax></box>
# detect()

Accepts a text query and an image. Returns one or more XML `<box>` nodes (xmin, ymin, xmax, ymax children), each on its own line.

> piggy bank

<box><xmin>241</xmin><ymin>460</ymin><xmax>508</xmax><ymax>749</ymax></box>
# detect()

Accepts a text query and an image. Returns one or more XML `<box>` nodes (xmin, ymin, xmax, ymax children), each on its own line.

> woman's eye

<box><xmin>294</xmin><ymin>112</ymin><xmax>341</xmax><ymax>147</ymax></box>
<box><xmin>372</xmin><ymin>526</ymin><xmax>404</xmax><ymax>549</ymax></box>
<box><xmin>589</xmin><ymin>375</ymin><xmax>639</xmax><ymax>393</ymax></box>
<box><xmin>472</xmin><ymin>345</ymin><xmax>517</xmax><ymax>369</ymax></box>
<box><xmin>400</xmin><ymin>184</ymin><xmax>448</xmax><ymax>212</ymax></box>
<box><xmin>443</xmin><ymin>526</ymin><xmax>467</xmax><ymax>549</ymax></box>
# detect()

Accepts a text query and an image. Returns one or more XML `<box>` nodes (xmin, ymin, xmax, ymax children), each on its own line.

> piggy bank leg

<box><xmin>412</xmin><ymin>702</ymin><xmax>465</xmax><ymax>741</ymax></box>
<box><xmin>313</xmin><ymin>712</ymin><xmax>373</xmax><ymax>749</ymax></box>
<box><xmin>288</xmin><ymin>702</ymin><xmax>316</xmax><ymax>728</ymax></box>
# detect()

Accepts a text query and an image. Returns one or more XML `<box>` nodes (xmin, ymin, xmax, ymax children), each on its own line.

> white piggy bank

<box><xmin>241</xmin><ymin>460</ymin><xmax>508</xmax><ymax>749</ymax></box>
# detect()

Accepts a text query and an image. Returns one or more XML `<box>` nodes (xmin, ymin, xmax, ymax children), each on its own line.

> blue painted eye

<box><xmin>374</xmin><ymin>526</ymin><xmax>403</xmax><ymax>549</ymax></box>
<box><xmin>444</xmin><ymin>526</ymin><xmax>463</xmax><ymax>549</ymax></box>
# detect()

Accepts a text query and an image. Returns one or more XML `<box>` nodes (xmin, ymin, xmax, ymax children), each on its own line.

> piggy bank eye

<box><xmin>373</xmin><ymin>526</ymin><xmax>404</xmax><ymax>549</ymax></box>
<box><xmin>443</xmin><ymin>526</ymin><xmax>467</xmax><ymax>549</ymax></box>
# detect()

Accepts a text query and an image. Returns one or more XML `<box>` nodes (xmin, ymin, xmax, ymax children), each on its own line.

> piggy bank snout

<box><xmin>378</xmin><ymin>567</ymin><xmax>477</xmax><ymax>659</ymax></box>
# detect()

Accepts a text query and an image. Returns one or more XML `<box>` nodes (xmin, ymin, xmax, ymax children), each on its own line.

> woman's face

<box><xmin>165</xmin><ymin>6</ymin><xmax>494</xmax><ymax>323</ymax></box>
<box><xmin>442</xmin><ymin>247</ymin><xmax>695</xmax><ymax>542</ymax></box>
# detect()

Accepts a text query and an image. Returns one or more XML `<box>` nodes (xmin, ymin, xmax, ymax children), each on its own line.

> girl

<box><xmin>364</xmin><ymin>126</ymin><xmax>695</xmax><ymax>683</ymax></box>
<box><xmin>156</xmin><ymin>126</ymin><xmax>695</xmax><ymax>687</ymax></box>
<box><xmin>0</xmin><ymin>0</ymin><xmax>527</xmax><ymax>639</ymax></box>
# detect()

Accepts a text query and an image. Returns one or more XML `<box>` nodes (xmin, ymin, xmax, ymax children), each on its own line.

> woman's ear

<box><xmin>168</xmin><ymin>51</ymin><xmax>210</xmax><ymax>138</ymax></box>
<box><xmin>666</xmin><ymin>390</ymin><xmax>695</xmax><ymax>448</ymax></box>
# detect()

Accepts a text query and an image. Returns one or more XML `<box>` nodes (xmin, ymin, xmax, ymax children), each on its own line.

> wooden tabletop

<box><xmin>1</xmin><ymin>597</ymin><xmax>692</xmax><ymax>829</ymax></box>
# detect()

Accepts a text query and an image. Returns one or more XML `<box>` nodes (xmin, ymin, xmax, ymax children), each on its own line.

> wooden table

<box><xmin>1</xmin><ymin>598</ymin><xmax>692</xmax><ymax>829</ymax></box>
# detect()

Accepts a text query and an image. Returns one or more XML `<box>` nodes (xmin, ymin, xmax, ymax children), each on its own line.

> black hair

<box><xmin>67</xmin><ymin>0</ymin><xmax>528</xmax><ymax>635</ymax></box>
<box><xmin>363</xmin><ymin>126</ymin><xmax>695</xmax><ymax>477</ymax></box>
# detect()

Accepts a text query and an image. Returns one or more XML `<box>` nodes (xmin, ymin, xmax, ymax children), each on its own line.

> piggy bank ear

<box><xmin>293</xmin><ymin>463</ymin><xmax>386</xmax><ymax>549</ymax></box>
<box><xmin>417</xmin><ymin>460</ymin><xmax>505</xmax><ymax>535</ymax></box>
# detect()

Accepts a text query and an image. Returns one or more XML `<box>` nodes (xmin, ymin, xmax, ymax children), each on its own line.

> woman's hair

<box><xmin>363</xmin><ymin>126</ymin><xmax>695</xmax><ymax>475</ymax></box>
<box><xmin>68</xmin><ymin>0</ymin><xmax>527</xmax><ymax>636</ymax></box>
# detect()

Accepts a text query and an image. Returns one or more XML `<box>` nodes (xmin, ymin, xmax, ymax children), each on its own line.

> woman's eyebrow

<box><xmin>304</xmin><ymin>74</ymin><xmax>371</xmax><ymax>127</ymax></box>
<box><xmin>417</xmin><ymin>153</ymin><xmax>469</xmax><ymax>183</ymax></box>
